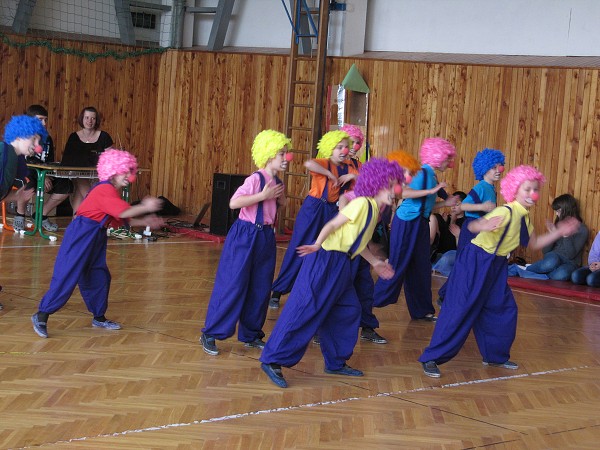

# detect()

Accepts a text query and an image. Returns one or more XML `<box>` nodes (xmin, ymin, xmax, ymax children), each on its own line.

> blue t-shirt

<box><xmin>397</xmin><ymin>164</ymin><xmax>438</xmax><ymax>220</ymax></box>
<box><xmin>463</xmin><ymin>180</ymin><xmax>496</xmax><ymax>219</ymax></box>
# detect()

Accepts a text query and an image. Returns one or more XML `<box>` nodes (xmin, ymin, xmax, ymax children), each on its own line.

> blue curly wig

<box><xmin>354</xmin><ymin>158</ymin><xmax>405</xmax><ymax>197</ymax></box>
<box><xmin>472</xmin><ymin>148</ymin><xmax>505</xmax><ymax>180</ymax></box>
<box><xmin>3</xmin><ymin>115</ymin><xmax>48</xmax><ymax>144</ymax></box>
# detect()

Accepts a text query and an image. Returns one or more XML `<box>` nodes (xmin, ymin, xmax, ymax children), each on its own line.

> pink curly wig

<box><xmin>316</xmin><ymin>130</ymin><xmax>349</xmax><ymax>158</ymax></box>
<box><xmin>419</xmin><ymin>137</ymin><xmax>456</xmax><ymax>168</ymax></box>
<box><xmin>500</xmin><ymin>165</ymin><xmax>546</xmax><ymax>202</ymax></box>
<box><xmin>340</xmin><ymin>124</ymin><xmax>364</xmax><ymax>145</ymax></box>
<box><xmin>97</xmin><ymin>148</ymin><xmax>138</xmax><ymax>182</ymax></box>
<box><xmin>354</xmin><ymin>158</ymin><xmax>404</xmax><ymax>198</ymax></box>
<box><xmin>387</xmin><ymin>150</ymin><xmax>421</xmax><ymax>175</ymax></box>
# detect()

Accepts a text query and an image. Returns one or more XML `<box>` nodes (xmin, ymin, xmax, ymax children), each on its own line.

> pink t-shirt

<box><xmin>231</xmin><ymin>170</ymin><xmax>280</xmax><ymax>225</ymax></box>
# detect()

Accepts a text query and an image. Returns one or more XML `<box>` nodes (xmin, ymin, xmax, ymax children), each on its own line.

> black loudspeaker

<box><xmin>210</xmin><ymin>173</ymin><xmax>248</xmax><ymax>236</ymax></box>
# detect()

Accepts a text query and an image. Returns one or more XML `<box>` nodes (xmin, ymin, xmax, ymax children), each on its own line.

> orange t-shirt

<box><xmin>308</xmin><ymin>158</ymin><xmax>355</xmax><ymax>203</ymax></box>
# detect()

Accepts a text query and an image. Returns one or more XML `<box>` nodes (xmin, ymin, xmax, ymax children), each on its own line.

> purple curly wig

<box><xmin>472</xmin><ymin>148</ymin><xmax>505</xmax><ymax>180</ymax></box>
<box><xmin>97</xmin><ymin>148</ymin><xmax>138</xmax><ymax>182</ymax></box>
<box><xmin>340</xmin><ymin>124</ymin><xmax>364</xmax><ymax>145</ymax></box>
<box><xmin>500</xmin><ymin>165</ymin><xmax>545</xmax><ymax>202</ymax></box>
<box><xmin>354</xmin><ymin>158</ymin><xmax>404</xmax><ymax>198</ymax></box>
<box><xmin>3</xmin><ymin>115</ymin><xmax>48</xmax><ymax>144</ymax></box>
<box><xmin>419</xmin><ymin>137</ymin><xmax>456</xmax><ymax>168</ymax></box>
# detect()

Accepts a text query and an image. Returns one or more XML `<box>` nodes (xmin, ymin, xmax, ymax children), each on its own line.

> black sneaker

<box><xmin>360</xmin><ymin>327</ymin><xmax>388</xmax><ymax>344</ymax></box>
<box><xmin>244</xmin><ymin>338</ymin><xmax>266</xmax><ymax>349</ymax></box>
<box><xmin>324</xmin><ymin>364</ymin><xmax>363</xmax><ymax>377</ymax></box>
<box><xmin>422</xmin><ymin>360</ymin><xmax>441</xmax><ymax>378</ymax></box>
<box><xmin>31</xmin><ymin>313</ymin><xmax>48</xmax><ymax>338</ymax></box>
<box><xmin>269</xmin><ymin>291</ymin><xmax>282</xmax><ymax>309</ymax></box>
<box><xmin>483</xmin><ymin>360</ymin><xmax>518</xmax><ymax>370</ymax></box>
<box><xmin>436</xmin><ymin>297</ymin><xmax>444</xmax><ymax>308</ymax></box>
<box><xmin>200</xmin><ymin>333</ymin><xmax>219</xmax><ymax>355</ymax></box>
<box><xmin>312</xmin><ymin>335</ymin><xmax>320</xmax><ymax>345</ymax></box>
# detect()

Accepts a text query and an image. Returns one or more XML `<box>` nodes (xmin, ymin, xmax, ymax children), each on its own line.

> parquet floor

<box><xmin>1</xmin><ymin>222</ymin><xmax>599</xmax><ymax>449</ymax></box>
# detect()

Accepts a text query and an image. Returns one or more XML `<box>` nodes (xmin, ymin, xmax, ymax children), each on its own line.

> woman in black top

<box><xmin>62</xmin><ymin>106</ymin><xmax>113</xmax><ymax>213</ymax></box>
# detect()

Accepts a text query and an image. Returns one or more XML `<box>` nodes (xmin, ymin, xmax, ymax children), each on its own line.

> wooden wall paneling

<box><xmin>555</xmin><ymin>69</ymin><xmax>574</xmax><ymax>198</ymax></box>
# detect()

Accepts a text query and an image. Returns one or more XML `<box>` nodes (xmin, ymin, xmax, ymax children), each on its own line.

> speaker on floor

<box><xmin>210</xmin><ymin>173</ymin><xmax>248</xmax><ymax>236</ymax></box>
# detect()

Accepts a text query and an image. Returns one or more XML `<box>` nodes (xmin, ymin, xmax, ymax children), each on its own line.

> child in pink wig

<box><xmin>373</xmin><ymin>137</ymin><xmax>458</xmax><ymax>321</ymax></box>
<box><xmin>261</xmin><ymin>158</ymin><xmax>402</xmax><ymax>388</ymax></box>
<box><xmin>340</xmin><ymin>124</ymin><xmax>365</xmax><ymax>169</ymax></box>
<box><xmin>419</xmin><ymin>165</ymin><xmax>580</xmax><ymax>377</ymax></box>
<box><xmin>32</xmin><ymin>149</ymin><xmax>164</xmax><ymax>338</ymax></box>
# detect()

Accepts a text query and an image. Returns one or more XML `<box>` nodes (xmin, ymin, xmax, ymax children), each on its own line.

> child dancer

<box><xmin>437</xmin><ymin>148</ymin><xmax>505</xmax><ymax>304</ymax></box>
<box><xmin>1</xmin><ymin>115</ymin><xmax>47</xmax><ymax>310</ymax></box>
<box><xmin>269</xmin><ymin>130</ymin><xmax>355</xmax><ymax>309</ymax></box>
<box><xmin>340</xmin><ymin>124</ymin><xmax>365</xmax><ymax>170</ymax></box>
<box><xmin>419</xmin><ymin>165</ymin><xmax>580</xmax><ymax>377</ymax></box>
<box><xmin>373</xmin><ymin>138</ymin><xmax>458</xmax><ymax>321</ymax></box>
<box><xmin>200</xmin><ymin>130</ymin><xmax>292</xmax><ymax>355</ymax></box>
<box><xmin>31</xmin><ymin>149</ymin><xmax>163</xmax><ymax>338</ymax></box>
<box><xmin>260</xmin><ymin>158</ymin><xmax>403</xmax><ymax>388</ymax></box>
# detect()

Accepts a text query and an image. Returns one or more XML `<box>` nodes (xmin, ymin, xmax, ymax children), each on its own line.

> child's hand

<box><xmin>337</xmin><ymin>173</ymin><xmax>357</xmax><ymax>186</ymax></box>
<box><xmin>556</xmin><ymin>217</ymin><xmax>580</xmax><ymax>237</ymax></box>
<box><xmin>296</xmin><ymin>243</ymin><xmax>320</xmax><ymax>256</ymax></box>
<box><xmin>444</xmin><ymin>194</ymin><xmax>459</xmax><ymax>207</ymax></box>
<box><xmin>373</xmin><ymin>260</ymin><xmax>394</xmax><ymax>280</ymax></box>
<box><xmin>262</xmin><ymin>180</ymin><xmax>285</xmax><ymax>200</ymax></box>
<box><xmin>140</xmin><ymin>196</ymin><xmax>163</xmax><ymax>213</ymax></box>
<box><xmin>481</xmin><ymin>201</ymin><xmax>495</xmax><ymax>213</ymax></box>
<box><xmin>589</xmin><ymin>262</ymin><xmax>600</xmax><ymax>272</ymax></box>
<box><xmin>431</xmin><ymin>182</ymin><xmax>447</xmax><ymax>195</ymax></box>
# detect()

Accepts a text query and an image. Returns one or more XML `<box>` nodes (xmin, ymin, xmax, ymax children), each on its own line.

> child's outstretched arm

<box><xmin>402</xmin><ymin>181</ymin><xmax>447</xmax><ymax>199</ymax></box>
<box><xmin>460</xmin><ymin>201</ymin><xmax>495</xmax><ymax>213</ymax></box>
<box><xmin>528</xmin><ymin>217</ymin><xmax>580</xmax><ymax>250</ymax></box>
<box><xmin>359</xmin><ymin>244</ymin><xmax>394</xmax><ymax>280</ymax></box>
<box><xmin>304</xmin><ymin>159</ymin><xmax>337</xmax><ymax>184</ymax></box>
<box><xmin>296</xmin><ymin>213</ymin><xmax>349</xmax><ymax>256</ymax></box>
<box><xmin>120</xmin><ymin>196</ymin><xmax>162</xmax><ymax>219</ymax></box>
<box><xmin>468</xmin><ymin>215</ymin><xmax>504</xmax><ymax>233</ymax></box>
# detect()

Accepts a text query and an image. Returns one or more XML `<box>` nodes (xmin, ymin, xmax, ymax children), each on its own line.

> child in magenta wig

<box><xmin>419</xmin><ymin>165</ymin><xmax>580</xmax><ymax>378</ymax></box>
<box><xmin>340</xmin><ymin>124</ymin><xmax>365</xmax><ymax>167</ymax></box>
<box><xmin>32</xmin><ymin>149</ymin><xmax>163</xmax><ymax>339</ymax></box>
<box><xmin>260</xmin><ymin>158</ymin><xmax>401</xmax><ymax>388</ymax></box>
<box><xmin>373</xmin><ymin>137</ymin><xmax>458</xmax><ymax>321</ymax></box>
<box><xmin>200</xmin><ymin>130</ymin><xmax>292</xmax><ymax>356</ymax></box>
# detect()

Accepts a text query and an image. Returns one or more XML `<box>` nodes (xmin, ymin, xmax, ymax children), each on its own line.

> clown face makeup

<box><xmin>484</xmin><ymin>164</ymin><xmax>504</xmax><ymax>183</ymax></box>
<box><xmin>331</xmin><ymin>139</ymin><xmax>350</xmax><ymax>164</ymax></box>
<box><xmin>112</xmin><ymin>172</ymin><xmax>131</xmax><ymax>189</ymax></box>
<box><xmin>349</xmin><ymin>140</ymin><xmax>362</xmax><ymax>158</ymax></box>
<box><xmin>515</xmin><ymin>180</ymin><xmax>540</xmax><ymax>208</ymax></box>
<box><xmin>13</xmin><ymin>135</ymin><xmax>41</xmax><ymax>157</ymax></box>
<box><xmin>266</xmin><ymin>148</ymin><xmax>291</xmax><ymax>175</ymax></box>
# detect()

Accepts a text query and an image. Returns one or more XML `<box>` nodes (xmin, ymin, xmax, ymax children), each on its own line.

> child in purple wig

<box><xmin>260</xmin><ymin>158</ymin><xmax>403</xmax><ymax>388</ymax></box>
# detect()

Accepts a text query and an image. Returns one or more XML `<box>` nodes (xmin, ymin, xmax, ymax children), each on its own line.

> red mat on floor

<box><xmin>508</xmin><ymin>277</ymin><xmax>600</xmax><ymax>302</ymax></box>
<box><xmin>167</xmin><ymin>226</ymin><xmax>292</xmax><ymax>244</ymax></box>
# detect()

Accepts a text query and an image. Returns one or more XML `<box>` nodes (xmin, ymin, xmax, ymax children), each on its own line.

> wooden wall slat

<box><xmin>4</xmin><ymin>35</ymin><xmax>600</xmax><ymax>260</ymax></box>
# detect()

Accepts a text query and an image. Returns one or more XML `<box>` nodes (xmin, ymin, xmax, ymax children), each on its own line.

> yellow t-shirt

<box><xmin>322</xmin><ymin>197</ymin><xmax>379</xmax><ymax>259</ymax></box>
<box><xmin>471</xmin><ymin>201</ymin><xmax>533</xmax><ymax>257</ymax></box>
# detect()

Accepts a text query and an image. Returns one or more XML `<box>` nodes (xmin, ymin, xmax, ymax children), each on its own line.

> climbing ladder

<box><xmin>279</xmin><ymin>0</ymin><xmax>330</xmax><ymax>232</ymax></box>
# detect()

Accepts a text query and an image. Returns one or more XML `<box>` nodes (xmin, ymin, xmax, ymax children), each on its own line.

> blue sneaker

<box><xmin>31</xmin><ymin>313</ymin><xmax>48</xmax><ymax>338</ymax></box>
<box><xmin>92</xmin><ymin>319</ymin><xmax>122</xmax><ymax>330</ymax></box>
<box><xmin>483</xmin><ymin>360</ymin><xmax>519</xmax><ymax>370</ymax></box>
<box><xmin>261</xmin><ymin>363</ymin><xmax>288</xmax><ymax>388</ymax></box>
<box><xmin>324</xmin><ymin>364</ymin><xmax>363</xmax><ymax>377</ymax></box>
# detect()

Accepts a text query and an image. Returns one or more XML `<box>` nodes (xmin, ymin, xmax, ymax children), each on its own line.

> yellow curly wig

<box><xmin>251</xmin><ymin>130</ymin><xmax>292</xmax><ymax>168</ymax></box>
<box><xmin>316</xmin><ymin>130</ymin><xmax>349</xmax><ymax>159</ymax></box>
<box><xmin>387</xmin><ymin>150</ymin><xmax>421</xmax><ymax>175</ymax></box>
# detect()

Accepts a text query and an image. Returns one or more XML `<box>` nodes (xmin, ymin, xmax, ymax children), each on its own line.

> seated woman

<box><xmin>430</xmin><ymin>191</ymin><xmax>467</xmax><ymax>262</ymax></box>
<box><xmin>571</xmin><ymin>232</ymin><xmax>600</xmax><ymax>287</ymax></box>
<box><xmin>526</xmin><ymin>194</ymin><xmax>588</xmax><ymax>281</ymax></box>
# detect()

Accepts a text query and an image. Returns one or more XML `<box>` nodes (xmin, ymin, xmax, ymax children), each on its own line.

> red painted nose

<box><xmin>404</xmin><ymin>174</ymin><xmax>413</xmax><ymax>184</ymax></box>
<box><xmin>285</xmin><ymin>153</ymin><xmax>294</xmax><ymax>162</ymax></box>
<box><xmin>34</xmin><ymin>144</ymin><xmax>43</xmax><ymax>154</ymax></box>
<box><xmin>498</xmin><ymin>165</ymin><xmax>505</xmax><ymax>173</ymax></box>
<box><xmin>340</xmin><ymin>148</ymin><xmax>349</xmax><ymax>157</ymax></box>
<box><xmin>531</xmin><ymin>192</ymin><xmax>539</xmax><ymax>202</ymax></box>
<box><xmin>447</xmin><ymin>160</ymin><xmax>455</xmax><ymax>168</ymax></box>
<box><xmin>393</xmin><ymin>184</ymin><xmax>403</xmax><ymax>195</ymax></box>
<box><xmin>127</xmin><ymin>173</ymin><xmax>137</xmax><ymax>183</ymax></box>
<box><xmin>353</xmin><ymin>143</ymin><xmax>361</xmax><ymax>151</ymax></box>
